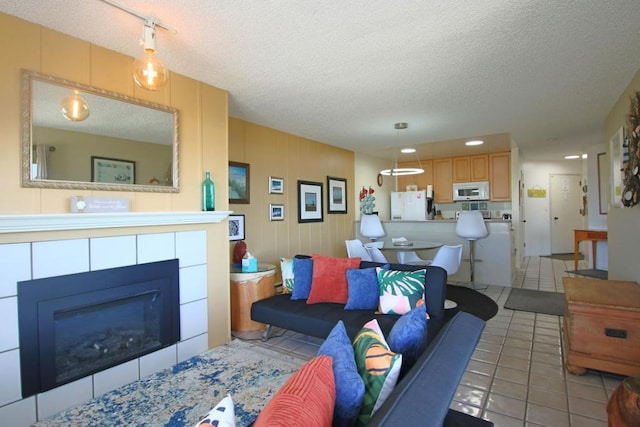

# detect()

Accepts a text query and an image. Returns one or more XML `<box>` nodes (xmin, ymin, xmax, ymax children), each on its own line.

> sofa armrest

<box><xmin>367</xmin><ymin>312</ymin><xmax>485</xmax><ymax>426</ymax></box>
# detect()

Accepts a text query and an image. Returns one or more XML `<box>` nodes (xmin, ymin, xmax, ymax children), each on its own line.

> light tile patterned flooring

<box><xmin>247</xmin><ymin>256</ymin><xmax>624</xmax><ymax>426</ymax></box>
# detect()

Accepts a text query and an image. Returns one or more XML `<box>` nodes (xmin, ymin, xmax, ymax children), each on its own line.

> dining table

<box><xmin>368</xmin><ymin>240</ymin><xmax>443</xmax><ymax>264</ymax></box>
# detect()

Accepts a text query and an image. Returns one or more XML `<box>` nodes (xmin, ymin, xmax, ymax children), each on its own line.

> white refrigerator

<box><xmin>391</xmin><ymin>190</ymin><xmax>429</xmax><ymax>220</ymax></box>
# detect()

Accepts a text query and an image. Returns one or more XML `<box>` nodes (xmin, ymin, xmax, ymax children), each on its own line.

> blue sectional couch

<box><xmin>251</xmin><ymin>259</ymin><xmax>493</xmax><ymax>426</ymax></box>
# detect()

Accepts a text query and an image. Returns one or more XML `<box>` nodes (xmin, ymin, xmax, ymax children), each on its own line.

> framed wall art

<box><xmin>270</xmin><ymin>204</ymin><xmax>284</xmax><ymax>221</ymax></box>
<box><xmin>297</xmin><ymin>180</ymin><xmax>323</xmax><ymax>223</ymax></box>
<box><xmin>327</xmin><ymin>176</ymin><xmax>347</xmax><ymax>214</ymax></box>
<box><xmin>228</xmin><ymin>214</ymin><xmax>245</xmax><ymax>241</ymax></box>
<box><xmin>269</xmin><ymin>176</ymin><xmax>284</xmax><ymax>194</ymax></box>
<box><xmin>229</xmin><ymin>161</ymin><xmax>250</xmax><ymax>204</ymax></box>
<box><xmin>91</xmin><ymin>156</ymin><xmax>135</xmax><ymax>184</ymax></box>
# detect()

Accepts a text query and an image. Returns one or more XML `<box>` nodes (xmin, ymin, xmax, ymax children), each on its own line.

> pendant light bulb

<box><xmin>61</xmin><ymin>91</ymin><xmax>90</xmax><ymax>122</ymax></box>
<box><xmin>132</xmin><ymin>22</ymin><xmax>169</xmax><ymax>91</ymax></box>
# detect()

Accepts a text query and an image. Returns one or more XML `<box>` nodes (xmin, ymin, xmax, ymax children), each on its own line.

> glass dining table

<box><xmin>366</xmin><ymin>240</ymin><xmax>443</xmax><ymax>264</ymax></box>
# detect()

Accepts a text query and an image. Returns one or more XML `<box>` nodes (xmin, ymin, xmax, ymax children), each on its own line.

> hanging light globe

<box><xmin>60</xmin><ymin>92</ymin><xmax>90</xmax><ymax>122</ymax></box>
<box><xmin>132</xmin><ymin>22</ymin><xmax>169</xmax><ymax>91</ymax></box>
<box><xmin>133</xmin><ymin>51</ymin><xmax>169</xmax><ymax>91</ymax></box>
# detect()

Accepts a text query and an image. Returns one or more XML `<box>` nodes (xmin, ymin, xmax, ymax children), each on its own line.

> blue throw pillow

<box><xmin>317</xmin><ymin>320</ymin><xmax>364</xmax><ymax>427</ymax></box>
<box><xmin>344</xmin><ymin>265</ymin><xmax>389</xmax><ymax>310</ymax></box>
<box><xmin>387</xmin><ymin>304</ymin><xmax>427</xmax><ymax>370</ymax></box>
<box><xmin>290</xmin><ymin>257</ymin><xmax>314</xmax><ymax>300</ymax></box>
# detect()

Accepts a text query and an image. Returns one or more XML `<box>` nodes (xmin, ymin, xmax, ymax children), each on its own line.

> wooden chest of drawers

<box><xmin>563</xmin><ymin>277</ymin><xmax>640</xmax><ymax>376</ymax></box>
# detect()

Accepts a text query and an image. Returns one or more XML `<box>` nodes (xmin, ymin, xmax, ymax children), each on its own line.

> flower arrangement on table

<box><xmin>359</xmin><ymin>186</ymin><xmax>376</xmax><ymax>214</ymax></box>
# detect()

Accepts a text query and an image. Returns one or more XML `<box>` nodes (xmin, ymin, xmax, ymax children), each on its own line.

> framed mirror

<box><xmin>21</xmin><ymin>70</ymin><xmax>179</xmax><ymax>192</ymax></box>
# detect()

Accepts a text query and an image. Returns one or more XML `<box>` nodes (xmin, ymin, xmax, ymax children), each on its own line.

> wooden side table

<box><xmin>573</xmin><ymin>229</ymin><xmax>607</xmax><ymax>271</ymax></box>
<box><xmin>230</xmin><ymin>264</ymin><xmax>276</xmax><ymax>337</ymax></box>
<box><xmin>563</xmin><ymin>276</ymin><xmax>640</xmax><ymax>376</ymax></box>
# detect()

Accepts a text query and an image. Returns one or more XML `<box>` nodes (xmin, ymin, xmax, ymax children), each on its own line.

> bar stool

<box><xmin>455</xmin><ymin>211</ymin><xmax>488</xmax><ymax>290</ymax></box>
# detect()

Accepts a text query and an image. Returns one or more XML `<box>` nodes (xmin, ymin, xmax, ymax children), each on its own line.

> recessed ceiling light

<box><xmin>465</xmin><ymin>140</ymin><xmax>484</xmax><ymax>146</ymax></box>
<box><xmin>582</xmin><ymin>153</ymin><xmax>588</xmax><ymax>159</ymax></box>
<box><xmin>564</xmin><ymin>155</ymin><xmax>580</xmax><ymax>159</ymax></box>
<box><xmin>401</xmin><ymin>148</ymin><xmax>416</xmax><ymax>153</ymax></box>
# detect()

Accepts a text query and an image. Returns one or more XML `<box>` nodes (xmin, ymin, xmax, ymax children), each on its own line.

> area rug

<box><xmin>565</xmin><ymin>269</ymin><xmax>608</xmax><ymax>280</ymax></box>
<box><xmin>444</xmin><ymin>285</ymin><xmax>498</xmax><ymax>322</ymax></box>
<box><xmin>34</xmin><ymin>339</ymin><xmax>305</xmax><ymax>427</ymax></box>
<box><xmin>504</xmin><ymin>288</ymin><xmax>565</xmax><ymax>316</ymax></box>
<box><xmin>542</xmin><ymin>253</ymin><xmax>583</xmax><ymax>261</ymax></box>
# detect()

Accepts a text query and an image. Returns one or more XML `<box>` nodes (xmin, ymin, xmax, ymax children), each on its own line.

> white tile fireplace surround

<box><xmin>0</xmin><ymin>229</ymin><xmax>211</xmax><ymax>426</ymax></box>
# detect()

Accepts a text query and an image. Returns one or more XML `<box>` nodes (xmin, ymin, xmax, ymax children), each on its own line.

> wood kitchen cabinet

<box><xmin>489</xmin><ymin>152</ymin><xmax>511</xmax><ymax>201</ymax></box>
<box><xmin>433</xmin><ymin>158</ymin><xmax>453</xmax><ymax>203</ymax></box>
<box><xmin>453</xmin><ymin>155</ymin><xmax>489</xmax><ymax>183</ymax></box>
<box><xmin>396</xmin><ymin>159</ymin><xmax>433</xmax><ymax>191</ymax></box>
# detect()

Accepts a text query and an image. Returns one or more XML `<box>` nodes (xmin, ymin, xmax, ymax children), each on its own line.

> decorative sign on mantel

<box><xmin>70</xmin><ymin>196</ymin><xmax>130</xmax><ymax>213</ymax></box>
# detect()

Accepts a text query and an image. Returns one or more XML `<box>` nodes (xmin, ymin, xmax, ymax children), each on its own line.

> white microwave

<box><xmin>453</xmin><ymin>181</ymin><xmax>490</xmax><ymax>201</ymax></box>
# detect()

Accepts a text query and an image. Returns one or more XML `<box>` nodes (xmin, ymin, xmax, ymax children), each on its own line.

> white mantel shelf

<box><xmin>0</xmin><ymin>211</ymin><xmax>233</xmax><ymax>234</ymax></box>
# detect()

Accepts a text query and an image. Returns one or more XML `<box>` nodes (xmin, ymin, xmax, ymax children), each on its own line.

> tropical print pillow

<box><xmin>279</xmin><ymin>257</ymin><xmax>294</xmax><ymax>294</ymax></box>
<box><xmin>377</xmin><ymin>268</ymin><xmax>426</xmax><ymax>315</ymax></box>
<box><xmin>352</xmin><ymin>319</ymin><xmax>402</xmax><ymax>426</ymax></box>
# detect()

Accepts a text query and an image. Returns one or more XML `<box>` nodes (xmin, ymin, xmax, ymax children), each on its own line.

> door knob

<box><xmin>554</xmin><ymin>217</ymin><xmax>559</xmax><ymax>220</ymax></box>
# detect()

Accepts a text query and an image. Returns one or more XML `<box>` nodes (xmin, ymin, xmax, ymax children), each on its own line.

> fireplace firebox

<box><xmin>18</xmin><ymin>259</ymin><xmax>180</xmax><ymax>398</ymax></box>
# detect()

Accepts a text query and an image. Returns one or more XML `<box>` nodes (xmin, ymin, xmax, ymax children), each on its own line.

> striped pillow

<box><xmin>254</xmin><ymin>355</ymin><xmax>335</xmax><ymax>427</ymax></box>
<box><xmin>352</xmin><ymin>319</ymin><xmax>402</xmax><ymax>426</ymax></box>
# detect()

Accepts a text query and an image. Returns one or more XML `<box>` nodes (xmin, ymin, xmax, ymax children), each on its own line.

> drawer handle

<box><xmin>605</xmin><ymin>328</ymin><xmax>627</xmax><ymax>339</ymax></box>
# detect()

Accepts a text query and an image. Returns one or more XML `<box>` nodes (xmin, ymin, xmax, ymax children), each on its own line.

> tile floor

<box><xmin>246</xmin><ymin>256</ymin><xmax>624</xmax><ymax>427</ymax></box>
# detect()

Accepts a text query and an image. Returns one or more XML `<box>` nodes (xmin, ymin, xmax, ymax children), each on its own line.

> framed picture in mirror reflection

<box><xmin>91</xmin><ymin>156</ymin><xmax>135</xmax><ymax>184</ymax></box>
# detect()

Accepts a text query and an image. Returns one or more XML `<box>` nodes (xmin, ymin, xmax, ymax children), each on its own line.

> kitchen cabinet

<box><xmin>396</xmin><ymin>159</ymin><xmax>433</xmax><ymax>191</ymax></box>
<box><xmin>453</xmin><ymin>155</ymin><xmax>489</xmax><ymax>183</ymax></box>
<box><xmin>433</xmin><ymin>158</ymin><xmax>453</xmax><ymax>203</ymax></box>
<box><xmin>490</xmin><ymin>152</ymin><xmax>511</xmax><ymax>201</ymax></box>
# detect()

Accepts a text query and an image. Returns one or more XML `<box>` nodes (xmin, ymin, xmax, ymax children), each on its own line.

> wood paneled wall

<box><xmin>229</xmin><ymin>118</ymin><xmax>355</xmax><ymax>269</ymax></box>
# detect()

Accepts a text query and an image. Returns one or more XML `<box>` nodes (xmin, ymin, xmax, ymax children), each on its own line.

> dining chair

<box><xmin>366</xmin><ymin>246</ymin><xmax>389</xmax><ymax>263</ymax></box>
<box><xmin>402</xmin><ymin>251</ymin><xmax>431</xmax><ymax>265</ymax></box>
<box><xmin>429</xmin><ymin>244</ymin><xmax>464</xmax><ymax>309</ymax></box>
<box><xmin>345</xmin><ymin>239</ymin><xmax>373</xmax><ymax>261</ymax></box>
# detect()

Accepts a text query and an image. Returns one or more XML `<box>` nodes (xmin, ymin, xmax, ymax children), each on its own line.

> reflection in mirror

<box><xmin>22</xmin><ymin>70</ymin><xmax>179</xmax><ymax>192</ymax></box>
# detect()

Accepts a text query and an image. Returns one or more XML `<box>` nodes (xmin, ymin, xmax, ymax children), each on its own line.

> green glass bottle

<box><xmin>202</xmin><ymin>170</ymin><xmax>215</xmax><ymax>211</ymax></box>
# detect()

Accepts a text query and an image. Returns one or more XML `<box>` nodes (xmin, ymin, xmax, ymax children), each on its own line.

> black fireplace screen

<box><xmin>54</xmin><ymin>290</ymin><xmax>162</xmax><ymax>384</ymax></box>
<box><xmin>18</xmin><ymin>259</ymin><xmax>180</xmax><ymax>398</ymax></box>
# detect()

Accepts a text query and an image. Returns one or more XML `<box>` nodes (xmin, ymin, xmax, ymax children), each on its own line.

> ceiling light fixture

<box><xmin>465</xmin><ymin>140</ymin><xmax>484</xmax><ymax>146</ymax></box>
<box><xmin>61</xmin><ymin>91</ymin><xmax>90</xmax><ymax>122</ymax></box>
<box><xmin>380</xmin><ymin>123</ymin><xmax>425</xmax><ymax>176</ymax></box>
<box><xmin>564</xmin><ymin>155</ymin><xmax>580</xmax><ymax>159</ymax></box>
<box><xmin>132</xmin><ymin>20</ymin><xmax>169</xmax><ymax>91</ymax></box>
<box><xmin>99</xmin><ymin>0</ymin><xmax>176</xmax><ymax>91</ymax></box>
<box><xmin>401</xmin><ymin>148</ymin><xmax>416</xmax><ymax>153</ymax></box>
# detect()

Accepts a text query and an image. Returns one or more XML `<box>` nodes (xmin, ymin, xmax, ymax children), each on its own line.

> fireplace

<box><xmin>18</xmin><ymin>259</ymin><xmax>180</xmax><ymax>398</ymax></box>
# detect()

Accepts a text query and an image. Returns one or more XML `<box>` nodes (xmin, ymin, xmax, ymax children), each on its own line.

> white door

<box><xmin>550</xmin><ymin>174</ymin><xmax>583</xmax><ymax>254</ymax></box>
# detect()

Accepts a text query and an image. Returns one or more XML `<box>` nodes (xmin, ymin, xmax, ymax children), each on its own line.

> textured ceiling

<box><xmin>3</xmin><ymin>0</ymin><xmax>640</xmax><ymax>161</ymax></box>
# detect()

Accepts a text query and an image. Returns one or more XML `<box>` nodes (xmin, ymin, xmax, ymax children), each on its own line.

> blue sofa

<box><xmin>251</xmin><ymin>259</ymin><xmax>492</xmax><ymax>426</ymax></box>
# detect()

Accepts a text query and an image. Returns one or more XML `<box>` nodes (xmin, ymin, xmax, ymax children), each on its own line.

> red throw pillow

<box><xmin>307</xmin><ymin>255</ymin><xmax>361</xmax><ymax>304</ymax></box>
<box><xmin>254</xmin><ymin>355</ymin><xmax>335</xmax><ymax>427</ymax></box>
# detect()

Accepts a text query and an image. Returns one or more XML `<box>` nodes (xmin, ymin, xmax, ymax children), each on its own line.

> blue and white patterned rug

<box><xmin>33</xmin><ymin>339</ymin><xmax>306</xmax><ymax>427</ymax></box>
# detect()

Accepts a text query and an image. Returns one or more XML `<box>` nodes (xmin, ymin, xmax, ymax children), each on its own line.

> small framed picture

<box><xmin>228</xmin><ymin>214</ymin><xmax>245</xmax><ymax>241</ymax></box>
<box><xmin>269</xmin><ymin>176</ymin><xmax>284</xmax><ymax>194</ymax></box>
<box><xmin>327</xmin><ymin>176</ymin><xmax>347</xmax><ymax>214</ymax></box>
<box><xmin>298</xmin><ymin>180</ymin><xmax>323</xmax><ymax>223</ymax></box>
<box><xmin>91</xmin><ymin>156</ymin><xmax>135</xmax><ymax>184</ymax></box>
<box><xmin>229</xmin><ymin>161</ymin><xmax>250</xmax><ymax>204</ymax></box>
<box><xmin>270</xmin><ymin>204</ymin><xmax>284</xmax><ymax>221</ymax></box>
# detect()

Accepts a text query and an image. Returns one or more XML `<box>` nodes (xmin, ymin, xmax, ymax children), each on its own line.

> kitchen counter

<box><xmin>355</xmin><ymin>219</ymin><xmax>513</xmax><ymax>286</ymax></box>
